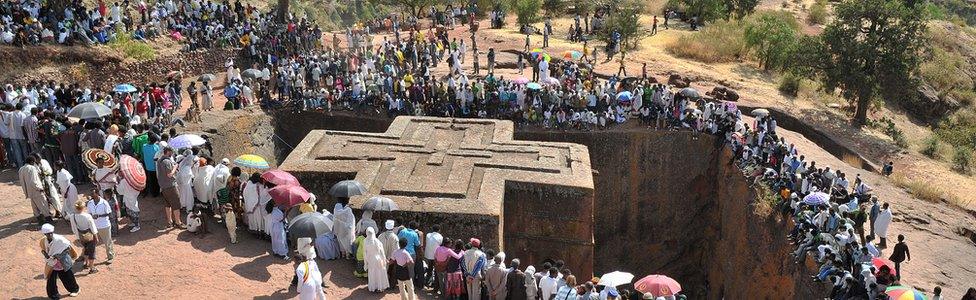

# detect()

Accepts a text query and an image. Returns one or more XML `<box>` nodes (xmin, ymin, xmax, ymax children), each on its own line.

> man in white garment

<box><xmin>192</xmin><ymin>156</ymin><xmax>216</xmax><ymax>211</ymax></box>
<box><xmin>87</xmin><ymin>190</ymin><xmax>115</xmax><ymax>263</ymax></box>
<box><xmin>294</xmin><ymin>237</ymin><xmax>326</xmax><ymax>300</ymax></box>
<box><xmin>20</xmin><ymin>155</ymin><xmax>50</xmax><ymax>224</ymax></box>
<box><xmin>873</xmin><ymin>203</ymin><xmax>893</xmax><ymax>248</ymax></box>
<box><xmin>56</xmin><ymin>166</ymin><xmax>77</xmax><ymax>218</ymax></box>
<box><xmin>378</xmin><ymin>220</ymin><xmax>400</xmax><ymax>260</ymax></box>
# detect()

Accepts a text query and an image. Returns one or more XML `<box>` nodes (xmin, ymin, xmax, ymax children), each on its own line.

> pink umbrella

<box><xmin>119</xmin><ymin>155</ymin><xmax>146</xmax><ymax>191</ymax></box>
<box><xmin>513</xmin><ymin>77</ymin><xmax>530</xmax><ymax>84</ymax></box>
<box><xmin>634</xmin><ymin>274</ymin><xmax>682</xmax><ymax>297</ymax></box>
<box><xmin>261</xmin><ymin>169</ymin><xmax>300</xmax><ymax>186</ymax></box>
<box><xmin>872</xmin><ymin>257</ymin><xmax>897</xmax><ymax>276</ymax></box>
<box><xmin>269</xmin><ymin>184</ymin><xmax>311</xmax><ymax>208</ymax></box>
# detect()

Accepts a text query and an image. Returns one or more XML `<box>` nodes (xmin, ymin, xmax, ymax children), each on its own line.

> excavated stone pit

<box><xmin>244</xmin><ymin>111</ymin><xmax>822</xmax><ymax>299</ymax></box>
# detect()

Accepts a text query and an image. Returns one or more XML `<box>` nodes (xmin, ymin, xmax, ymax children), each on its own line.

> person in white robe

<box><xmin>37</xmin><ymin>157</ymin><xmax>63</xmax><ymax>216</ymax></box>
<box><xmin>873</xmin><ymin>203</ymin><xmax>893</xmax><ymax>248</ymax></box>
<box><xmin>242</xmin><ymin>174</ymin><xmax>264</xmax><ymax>233</ymax></box>
<box><xmin>193</xmin><ymin>157</ymin><xmax>216</xmax><ymax>209</ymax></box>
<box><xmin>211</xmin><ymin>159</ymin><xmax>231</xmax><ymax>202</ymax></box>
<box><xmin>378</xmin><ymin>220</ymin><xmax>400</xmax><ymax>260</ymax></box>
<box><xmin>356</xmin><ymin>210</ymin><xmax>378</xmax><ymax>236</ymax></box>
<box><xmin>56</xmin><ymin>168</ymin><xmax>77</xmax><ymax>218</ymax></box>
<box><xmin>270</xmin><ymin>206</ymin><xmax>289</xmax><ymax>258</ymax></box>
<box><xmin>20</xmin><ymin>157</ymin><xmax>50</xmax><ymax>222</ymax></box>
<box><xmin>363</xmin><ymin>227</ymin><xmax>390</xmax><ymax>292</ymax></box>
<box><xmin>294</xmin><ymin>241</ymin><xmax>327</xmax><ymax>300</ymax></box>
<box><xmin>333</xmin><ymin>201</ymin><xmax>356</xmax><ymax>259</ymax></box>
<box><xmin>117</xmin><ymin>177</ymin><xmax>142</xmax><ymax>232</ymax></box>
<box><xmin>315</xmin><ymin>209</ymin><xmax>341</xmax><ymax>260</ymax></box>
<box><xmin>260</xmin><ymin>184</ymin><xmax>273</xmax><ymax>236</ymax></box>
<box><xmin>176</xmin><ymin>150</ymin><xmax>196</xmax><ymax>210</ymax></box>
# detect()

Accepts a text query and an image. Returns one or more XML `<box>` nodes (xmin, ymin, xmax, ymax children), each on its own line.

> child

<box><xmin>354</xmin><ymin>232</ymin><xmax>367</xmax><ymax>278</ymax></box>
<box><xmin>220</xmin><ymin>200</ymin><xmax>237</xmax><ymax>244</ymax></box>
<box><xmin>117</xmin><ymin>177</ymin><xmax>142</xmax><ymax>232</ymax></box>
<box><xmin>186</xmin><ymin>210</ymin><xmax>204</xmax><ymax>235</ymax></box>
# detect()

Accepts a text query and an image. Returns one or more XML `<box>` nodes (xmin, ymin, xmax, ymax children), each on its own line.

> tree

<box><xmin>667</xmin><ymin>0</ymin><xmax>757</xmax><ymax>22</ymax></box>
<box><xmin>375</xmin><ymin>0</ymin><xmax>436</xmax><ymax>18</ymax></box>
<box><xmin>511</xmin><ymin>0</ymin><xmax>544</xmax><ymax>29</ymax></box>
<box><xmin>598</xmin><ymin>0</ymin><xmax>647</xmax><ymax>50</ymax></box>
<box><xmin>818</xmin><ymin>0</ymin><xmax>927</xmax><ymax>126</ymax></box>
<box><xmin>744</xmin><ymin>13</ymin><xmax>799</xmax><ymax>71</ymax></box>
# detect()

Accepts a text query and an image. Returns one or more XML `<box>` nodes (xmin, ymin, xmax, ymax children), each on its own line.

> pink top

<box><xmin>435</xmin><ymin>245</ymin><xmax>461</xmax><ymax>262</ymax></box>
<box><xmin>392</xmin><ymin>249</ymin><xmax>413</xmax><ymax>266</ymax></box>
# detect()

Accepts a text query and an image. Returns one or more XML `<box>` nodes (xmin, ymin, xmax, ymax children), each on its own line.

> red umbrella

<box><xmin>634</xmin><ymin>274</ymin><xmax>682</xmax><ymax>297</ymax></box>
<box><xmin>872</xmin><ymin>257</ymin><xmax>897</xmax><ymax>276</ymax></box>
<box><xmin>261</xmin><ymin>169</ymin><xmax>300</xmax><ymax>186</ymax></box>
<box><xmin>119</xmin><ymin>155</ymin><xmax>146</xmax><ymax>191</ymax></box>
<box><xmin>269</xmin><ymin>184</ymin><xmax>311</xmax><ymax>208</ymax></box>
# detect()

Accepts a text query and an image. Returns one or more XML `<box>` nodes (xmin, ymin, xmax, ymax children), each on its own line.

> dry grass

<box><xmin>666</xmin><ymin>19</ymin><xmax>749</xmax><ymax>63</ymax></box>
<box><xmin>889</xmin><ymin>174</ymin><xmax>972</xmax><ymax>207</ymax></box>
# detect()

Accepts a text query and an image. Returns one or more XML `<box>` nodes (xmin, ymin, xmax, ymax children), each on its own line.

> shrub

<box><xmin>868</xmin><ymin>117</ymin><xmax>908</xmax><ymax>148</ymax></box>
<box><xmin>807</xmin><ymin>1</ymin><xmax>828</xmax><ymax>25</ymax></box>
<box><xmin>666</xmin><ymin>18</ymin><xmax>748</xmax><ymax>63</ymax></box>
<box><xmin>952</xmin><ymin>146</ymin><xmax>973</xmax><ymax>174</ymax></box>
<box><xmin>779</xmin><ymin>73</ymin><xmax>802</xmax><ymax>96</ymax></box>
<box><xmin>921</xmin><ymin>135</ymin><xmax>941</xmax><ymax>158</ymax></box>
<box><xmin>744</xmin><ymin>12</ymin><xmax>800</xmax><ymax>71</ymax></box>
<box><xmin>890</xmin><ymin>175</ymin><xmax>945</xmax><ymax>203</ymax></box>
<box><xmin>109</xmin><ymin>30</ymin><xmax>155</xmax><ymax>61</ymax></box>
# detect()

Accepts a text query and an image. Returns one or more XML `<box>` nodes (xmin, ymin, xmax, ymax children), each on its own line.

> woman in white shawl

<box><xmin>260</xmin><ymin>183</ymin><xmax>273</xmax><ymax>236</ymax></box>
<box><xmin>363</xmin><ymin>227</ymin><xmax>390</xmax><ymax>292</ymax></box>
<box><xmin>270</xmin><ymin>206</ymin><xmax>289</xmax><ymax>258</ymax></box>
<box><xmin>37</xmin><ymin>157</ymin><xmax>63</xmax><ymax>216</ymax></box>
<box><xmin>56</xmin><ymin>167</ymin><xmax>77</xmax><ymax>217</ymax></box>
<box><xmin>333</xmin><ymin>199</ymin><xmax>356</xmax><ymax>259</ymax></box>
<box><xmin>211</xmin><ymin>159</ymin><xmax>231</xmax><ymax>203</ymax></box>
<box><xmin>524</xmin><ymin>265</ymin><xmax>538</xmax><ymax>300</ymax></box>
<box><xmin>242</xmin><ymin>173</ymin><xmax>264</xmax><ymax>233</ymax></box>
<box><xmin>176</xmin><ymin>150</ymin><xmax>196</xmax><ymax>210</ymax></box>
<box><xmin>295</xmin><ymin>239</ymin><xmax>326</xmax><ymax>300</ymax></box>
<box><xmin>192</xmin><ymin>156</ymin><xmax>216</xmax><ymax>208</ymax></box>
<box><xmin>356</xmin><ymin>210</ymin><xmax>378</xmax><ymax>236</ymax></box>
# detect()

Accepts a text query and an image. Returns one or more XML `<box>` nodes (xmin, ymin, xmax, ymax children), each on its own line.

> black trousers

<box><xmin>47</xmin><ymin>269</ymin><xmax>79</xmax><ymax>299</ymax></box>
<box><xmin>146</xmin><ymin>170</ymin><xmax>160</xmax><ymax>197</ymax></box>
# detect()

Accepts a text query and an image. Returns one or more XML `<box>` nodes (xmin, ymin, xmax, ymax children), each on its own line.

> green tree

<box><xmin>726</xmin><ymin>0</ymin><xmax>760</xmax><ymax>19</ymax></box>
<box><xmin>374</xmin><ymin>0</ymin><xmax>436</xmax><ymax>18</ymax></box>
<box><xmin>817</xmin><ymin>0</ymin><xmax>927</xmax><ymax>126</ymax></box>
<box><xmin>511</xmin><ymin>0</ymin><xmax>544</xmax><ymax>29</ymax></box>
<box><xmin>667</xmin><ymin>0</ymin><xmax>758</xmax><ymax>22</ymax></box>
<box><xmin>744</xmin><ymin>13</ymin><xmax>799</xmax><ymax>71</ymax></box>
<box><xmin>598</xmin><ymin>0</ymin><xmax>648</xmax><ymax>50</ymax></box>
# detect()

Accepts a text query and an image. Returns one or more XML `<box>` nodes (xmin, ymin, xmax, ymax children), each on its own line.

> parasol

<box><xmin>679</xmin><ymin>87</ymin><xmax>701</xmax><ymax>99</ymax></box>
<box><xmin>513</xmin><ymin>77</ymin><xmax>530</xmax><ymax>84</ymax></box>
<box><xmin>328</xmin><ymin>180</ymin><xmax>367</xmax><ymax>198</ymax></box>
<box><xmin>261</xmin><ymin>169</ymin><xmax>300</xmax><ymax>186</ymax></box>
<box><xmin>169</xmin><ymin>134</ymin><xmax>206</xmax><ymax>149</ymax></box>
<box><xmin>802</xmin><ymin>192</ymin><xmax>830</xmax><ymax>206</ymax></box>
<box><xmin>198</xmin><ymin>74</ymin><xmax>216</xmax><ymax>82</ymax></box>
<box><xmin>166</xmin><ymin>70</ymin><xmax>183</xmax><ymax>78</ymax></box>
<box><xmin>113</xmin><ymin>84</ymin><xmax>137</xmax><ymax>93</ymax></box>
<box><xmin>597</xmin><ymin>271</ymin><xmax>634</xmax><ymax>287</ymax></box>
<box><xmin>119</xmin><ymin>155</ymin><xmax>146</xmax><ymax>191</ymax></box>
<box><xmin>526</xmin><ymin>82</ymin><xmax>543</xmax><ymax>90</ymax></box>
<box><xmin>289</xmin><ymin>212</ymin><xmax>333</xmax><ymax>242</ymax></box>
<box><xmin>617</xmin><ymin>91</ymin><xmax>634</xmax><ymax>102</ymax></box>
<box><xmin>234</xmin><ymin>154</ymin><xmax>270</xmax><ymax>169</ymax></box>
<box><xmin>362</xmin><ymin>196</ymin><xmax>399</xmax><ymax>211</ymax></box>
<box><xmin>242</xmin><ymin>68</ymin><xmax>263</xmax><ymax>79</ymax></box>
<box><xmin>885</xmin><ymin>286</ymin><xmax>927</xmax><ymax>300</ymax></box>
<box><xmin>82</xmin><ymin>148</ymin><xmax>118</xmax><ymax>170</ymax></box>
<box><xmin>269</xmin><ymin>184</ymin><xmax>311</xmax><ymax>208</ymax></box>
<box><xmin>751</xmin><ymin>108</ymin><xmax>770</xmax><ymax>117</ymax></box>
<box><xmin>872</xmin><ymin>257</ymin><xmax>897</xmax><ymax>276</ymax></box>
<box><xmin>563</xmin><ymin>50</ymin><xmax>583</xmax><ymax>60</ymax></box>
<box><xmin>68</xmin><ymin>102</ymin><xmax>112</xmax><ymax>119</ymax></box>
<box><xmin>634</xmin><ymin>274</ymin><xmax>682</xmax><ymax>297</ymax></box>
<box><xmin>542</xmin><ymin>76</ymin><xmax>560</xmax><ymax>86</ymax></box>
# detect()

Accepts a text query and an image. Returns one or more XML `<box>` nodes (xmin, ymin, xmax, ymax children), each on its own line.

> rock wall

<box><xmin>88</xmin><ymin>49</ymin><xmax>242</xmax><ymax>89</ymax></box>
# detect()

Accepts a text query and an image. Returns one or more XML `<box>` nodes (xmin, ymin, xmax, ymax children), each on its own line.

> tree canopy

<box><xmin>511</xmin><ymin>0</ymin><xmax>544</xmax><ymax>28</ymax></box>
<box><xmin>744</xmin><ymin>12</ymin><xmax>799</xmax><ymax>71</ymax></box>
<box><xmin>597</xmin><ymin>0</ymin><xmax>648</xmax><ymax>51</ymax></box>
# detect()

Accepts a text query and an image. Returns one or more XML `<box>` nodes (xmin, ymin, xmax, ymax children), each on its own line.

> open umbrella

<box><xmin>234</xmin><ymin>154</ymin><xmax>270</xmax><ymax>169</ymax></box>
<box><xmin>872</xmin><ymin>257</ymin><xmax>897</xmax><ymax>276</ymax></box>
<box><xmin>563</xmin><ymin>50</ymin><xmax>583</xmax><ymax>60</ymax></box>
<box><xmin>167</xmin><ymin>70</ymin><xmax>183</xmax><ymax>78</ymax></box>
<box><xmin>118</xmin><ymin>155</ymin><xmax>146</xmax><ymax>191</ymax></box>
<box><xmin>542</xmin><ymin>76</ymin><xmax>560</xmax><ymax>86</ymax></box>
<box><xmin>328</xmin><ymin>180</ymin><xmax>367</xmax><ymax>198</ymax></box>
<box><xmin>113</xmin><ymin>84</ymin><xmax>137</xmax><ymax>93</ymax></box>
<box><xmin>679</xmin><ymin>87</ymin><xmax>701</xmax><ymax>99</ymax></box>
<box><xmin>513</xmin><ymin>77</ymin><xmax>530</xmax><ymax>84</ymax></box>
<box><xmin>751</xmin><ymin>108</ymin><xmax>770</xmax><ymax>117</ymax></box>
<box><xmin>169</xmin><ymin>134</ymin><xmax>206</xmax><ymax>149</ymax></box>
<box><xmin>198</xmin><ymin>74</ymin><xmax>216</xmax><ymax>82</ymax></box>
<box><xmin>802</xmin><ymin>192</ymin><xmax>830</xmax><ymax>206</ymax></box>
<box><xmin>269</xmin><ymin>184</ymin><xmax>311</xmax><ymax>208</ymax></box>
<box><xmin>362</xmin><ymin>196</ymin><xmax>399</xmax><ymax>211</ymax></box>
<box><xmin>597</xmin><ymin>271</ymin><xmax>634</xmax><ymax>287</ymax></box>
<box><xmin>885</xmin><ymin>286</ymin><xmax>927</xmax><ymax>300</ymax></box>
<box><xmin>242</xmin><ymin>68</ymin><xmax>263</xmax><ymax>79</ymax></box>
<box><xmin>526</xmin><ymin>82</ymin><xmax>543</xmax><ymax>90</ymax></box>
<box><xmin>617</xmin><ymin>91</ymin><xmax>634</xmax><ymax>102</ymax></box>
<box><xmin>289</xmin><ymin>212</ymin><xmax>333</xmax><ymax>242</ymax></box>
<box><xmin>82</xmin><ymin>148</ymin><xmax>118</xmax><ymax>170</ymax></box>
<box><xmin>67</xmin><ymin>102</ymin><xmax>112</xmax><ymax>119</ymax></box>
<box><xmin>262</xmin><ymin>169</ymin><xmax>300</xmax><ymax>186</ymax></box>
<box><xmin>634</xmin><ymin>275</ymin><xmax>682</xmax><ymax>296</ymax></box>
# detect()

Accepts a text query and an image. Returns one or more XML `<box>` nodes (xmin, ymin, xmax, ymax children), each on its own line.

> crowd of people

<box><xmin>11</xmin><ymin>3</ymin><xmax>976</xmax><ymax>300</ymax></box>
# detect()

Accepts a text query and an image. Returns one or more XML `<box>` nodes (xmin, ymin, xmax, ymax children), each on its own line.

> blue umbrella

<box><xmin>114</xmin><ymin>84</ymin><xmax>137</xmax><ymax>93</ymax></box>
<box><xmin>617</xmin><ymin>91</ymin><xmax>634</xmax><ymax>102</ymax></box>
<box><xmin>802</xmin><ymin>192</ymin><xmax>830</xmax><ymax>206</ymax></box>
<box><xmin>526</xmin><ymin>82</ymin><xmax>543</xmax><ymax>90</ymax></box>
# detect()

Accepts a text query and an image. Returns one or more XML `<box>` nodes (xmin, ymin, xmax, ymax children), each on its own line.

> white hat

<box><xmin>41</xmin><ymin>223</ymin><xmax>55</xmax><ymax>234</ymax></box>
<box><xmin>385</xmin><ymin>219</ymin><xmax>395</xmax><ymax>230</ymax></box>
<box><xmin>221</xmin><ymin>158</ymin><xmax>230</xmax><ymax>165</ymax></box>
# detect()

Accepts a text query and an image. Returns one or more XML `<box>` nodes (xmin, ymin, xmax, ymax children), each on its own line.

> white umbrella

<box><xmin>67</xmin><ymin>102</ymin><xmax>112</xmax><ymax>119</ymax></box>
<box><xmin>598</xmin><ymin>271</ymin><xmax>634</xmax><ymax>287</ymax></box>
<box><xmin>751</xmin><ymin>108</ymin><xmax>770</xmax><ymax>117</ymax></box>
<box><xmin>362</xmin><ymin>196</ymin><xmax>399</xmax><ymax>211</ymax></box>
<box><xmin>169</xmin><ymin>134</ymin><xmax>206</xmax><ymax>149</ymax></box>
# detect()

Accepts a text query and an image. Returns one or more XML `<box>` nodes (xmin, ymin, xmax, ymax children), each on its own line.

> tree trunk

<box><xmin>277</xmin><ymin>0</ymin><xmax>288</xmax><ymax>23</ymax></box>
<box><xmin>853</xmin><ymin>89</ymin><xmax>871</xmax><ymax>127</ymax></box>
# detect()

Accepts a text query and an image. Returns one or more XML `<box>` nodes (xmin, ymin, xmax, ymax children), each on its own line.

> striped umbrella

<box><xmin>82</xmin><ymin>148</ymin><xmax>118</xmax><ymax>170</ymax></box>
<box><xmin>885</xmin><ymin>286</ymin><xmax>927</xmax><ymax>300</ymax></box>
<box><xmin>234</xmin><ymin>154</ymin><xmax>270</xmax><ymax>169</ymax></box>
<box><xmin>119</xmin><ymin>155</ymin><xmax>146</xmax><ymax>191</ymax></box>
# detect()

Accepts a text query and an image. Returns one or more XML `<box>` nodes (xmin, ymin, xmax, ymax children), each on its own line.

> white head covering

<box><xmin>56</xmin><ymin>168</ymin><xmax>74</xmax><ymax>189</ymax></box>
<box><xmin>297</xmin><ymin>237</ymin><xmax>316</xmax><ymax>260</ymax></box>
<box><xmin>385</xmin><ymin>219</ymin><xmax>395</xmax><ymax>230</ymax></box>
<box><xmin>41</xmin><ymin>223</ymin><xmax>55</xmax><ymax>234</ymax></box>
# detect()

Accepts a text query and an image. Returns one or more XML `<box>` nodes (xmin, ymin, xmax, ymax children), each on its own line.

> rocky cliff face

<box><xmin>263</xmin><ymin>112</ymin><xmax>821</xmax><ymax>299</ymax></box>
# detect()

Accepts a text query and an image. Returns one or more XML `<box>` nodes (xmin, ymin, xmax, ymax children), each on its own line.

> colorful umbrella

<box><xmin>634</xmin><ymin>275</ymin><xmax>682</xmax><ymax>297</ymax></box>
<box><xmin>118</xmin><ymin>155</ymin><xmax>146</xmax><ymax>191</ymax></box>
<box><xmin>169</xmin><ymin>134</ymin><xmax>206</xmax><ymax>149</ymax></box>
<box><xmin>885</xmin><ymin>286</ymin><xmax>927</xmax><ymax>300</ymax></box>
<box><xmin>261</xmin><ymin>169</ymin><xmax>300</xmax><ymax>186</ymax></box>
<box><xmin>113</xmin><ymin>84</ymin><xmax>137</xmax><ymax>93</ymax></box>
<box><xmin>513</xmin><ymin>77</ymin><xmax>530</xmax><ymax>84</ymax></box>
<box><xmin>872</xmin><ymin>257</ymin><xmax>897</xmax><ymax>276</ymax></box>
<box><xmin>563</xmin><ymin>50</ymin><xmax>583</xmax><ymax>60</ymax></box>
<box><xmin>235</xmin><ymin>154</ymin><xmax>270</xmax><ymax>169</ymax></box>
<box><xmin>597</xmin><ymin>271</ymin><xmax>634</xmax><ymax>287</ymax></box>
<box><xmin>526</xmin><ymin>82</ymin><xmax>543</xmax><ymax>90</ymax></box>
<box><xmin>82</xmin><ymin>148</ymin><xmax>118</xmax><ymax>170</ymax></box>
<box><xmin>802</xmin><ymin>192</ymin><xmax>830</xmax><ymax>206</ymax></box>
<box><xmin>269</xmin><ymin>184</ymin><xmax>311</xmax><ymax>208</ymax></box>
<box><xmin>542</xmin><ymin>76</ymin><xmax>561</xmax><ymax>86</ymax></box>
